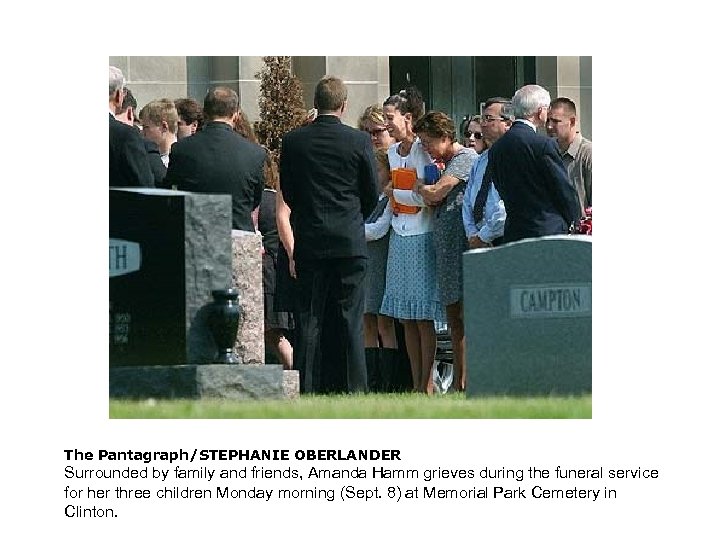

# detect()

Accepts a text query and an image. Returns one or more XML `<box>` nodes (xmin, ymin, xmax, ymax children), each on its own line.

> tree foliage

<box><xmin>254</xmin><ymin>56</ymin><xmax>307</xmax><ymax>160</ymax></box>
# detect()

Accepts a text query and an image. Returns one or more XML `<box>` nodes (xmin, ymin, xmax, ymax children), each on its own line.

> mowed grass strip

<box><xmin>110</xmin><ymin>394</ymin><xmax>591</xmax><ymax>419</ymax></box>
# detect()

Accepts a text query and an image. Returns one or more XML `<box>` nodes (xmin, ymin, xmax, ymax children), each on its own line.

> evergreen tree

<box><xmin>254</xmin><ymin>56</ymin><xmax>307</xmax><ymax>161</ymax></box>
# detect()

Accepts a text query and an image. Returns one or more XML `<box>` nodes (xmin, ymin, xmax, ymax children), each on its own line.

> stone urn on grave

<box><xmin>208</xmin><ymin>288</ymin><xmax>242</xmax><ymax>364</ymax></box>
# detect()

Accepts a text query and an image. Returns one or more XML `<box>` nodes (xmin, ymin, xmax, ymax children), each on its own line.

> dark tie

<box><xmin>473</xmin><ymin>168</ymin><xmax>493</xmax><ymax>224</ymax></box>
<box><xmin>365</xmin><ymin>195</ymin><xmax>389</xmax><ymax>224</ymax></box>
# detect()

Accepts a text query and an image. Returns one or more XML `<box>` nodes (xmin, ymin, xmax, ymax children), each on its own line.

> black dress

<box><xmin>258</xmin><ymin>189</ymin><xmax>292</xmax><ymax>330</ymax></box>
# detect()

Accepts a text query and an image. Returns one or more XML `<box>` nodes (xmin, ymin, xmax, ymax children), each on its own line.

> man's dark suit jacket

<box><xmin>165</xmin><ymin>121</ymin><xmax>266</xmax><ymax>232</ymax></box>
<box><xmin>143</xmin><ymin>139</ymin><xmax>167</xmax><ymax>188</ymax></box>
<box><xmin>488</xmin><ymin>121</ymin><xmax>581</xmax><ymax>242</ymax></box>
<box><xmin>280</xmin><ymin>115</ymin><xmax>379</xmax><ymax>260</ymax></box>
<box><xmin>280</xmin><ymin>114</ymin><xmax>379</xmax><ymax>394</ymax></box>
<box><xmin>109</xmin><ymin>113</ymin><xmax>153</xmax><ymax>187</ymax></box>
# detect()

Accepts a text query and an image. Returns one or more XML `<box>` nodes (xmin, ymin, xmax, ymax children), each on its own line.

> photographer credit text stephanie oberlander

<box><xmin>62</xmin><ymin>448</ymin><xmax>660</xmax><ymax>518</ymax></box>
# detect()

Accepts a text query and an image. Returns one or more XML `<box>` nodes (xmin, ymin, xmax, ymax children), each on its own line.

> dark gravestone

<box><xmin>464</xmin><ymin>236</ymin><xmax>591</xmax><ymax>396</ymax></box>
<box><xmin>109</xmin><ymin>188</ymin><xmax>231</xmax><ymax>366</ymax></box>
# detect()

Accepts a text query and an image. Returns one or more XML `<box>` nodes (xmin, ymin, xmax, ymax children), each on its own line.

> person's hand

<box><xmin>419</xmin><ymin>183</ymin><xmax>449</xmax><ymax>205</ymax></box>
<box><xmin>383</xmin><ymin>183</ymin><xmax>393</xmax><ymax>198</ymax></box>
<box><xmin>418</xmin><ymin>184</ymin><xmax>441</xmax><ymax>206</ymax></box>
<box><xmin>417</xmin><ymin>184</ymin><xmax>432</xmax><ymax>205</ymax></box>
<box><xmin>289</xmin><ymin>257</ymin><xmax>297</xmax><ymax>279</ymax></box>
<box><xmin>468</xmin><ymin>236</ymin><xmax>491</xmax><ymax>249</ymax></box>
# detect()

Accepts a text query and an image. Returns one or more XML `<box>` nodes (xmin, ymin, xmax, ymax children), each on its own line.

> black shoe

<box><xmin>364</xmin><ymin>348</ymin><xmax>380</xmax><ymax>392</ymax></box>
<box><xmin>380</xmin><ymin>348</ymin><xmax>412</xmax><ymax>393</ymax></box>
<box><xmin>377</xmin><ymin>348</ymin><xmax>394</xmax><ymax>393</ymax></box>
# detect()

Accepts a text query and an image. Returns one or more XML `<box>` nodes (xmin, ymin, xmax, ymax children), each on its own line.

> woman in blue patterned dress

<box><xmin>415</xmin><ymin>112</ymin><xmax>478</xmax><ymax>392</ymax></box>
<box><xmin>376</xmin><ymin>87</ymin><xmax>445</xmax><ymax>394</ymax></box>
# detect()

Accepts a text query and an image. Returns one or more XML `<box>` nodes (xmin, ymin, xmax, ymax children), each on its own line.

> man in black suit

<box><xmin>164</xmin><ymin>87</ymin><xmax>266</xmax><ymax>232</ymax></box>
<box><xmin>487</xmin><ymin>84</ymin><xmax>581</xmax><ymax>242</ymax></box>
<box><xmin>109</xmin><ymin>66</ymin><xmax>153</xmax><ymax>188</ymax></box>
<box><xmin>280</xmin><ymin>76</ymin><xmax>379</xmax><ymax>393</ymax></box>
<box><xmin>113</xmin><ymin>88</ymin><xmax>167</xmax><ymax>188</ymax></box>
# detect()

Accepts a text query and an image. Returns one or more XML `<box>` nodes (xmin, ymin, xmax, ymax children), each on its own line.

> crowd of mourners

<box><xmin>109</xmin><ymin>65</ymin><xmax>592</xmax><ymax>395</ymax></box>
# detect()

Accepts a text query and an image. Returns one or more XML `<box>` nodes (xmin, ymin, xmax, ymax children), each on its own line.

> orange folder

<box><xmin>391</xmin><ymin>168</ymin><xmax>421</xmax><ymax>214</ymax></box>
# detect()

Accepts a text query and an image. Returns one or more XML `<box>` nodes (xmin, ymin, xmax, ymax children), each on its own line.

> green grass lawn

<box><xmin>110</xmin><ymin>393</ymin><xmax>591</xmax><ymax>419</ymax></box>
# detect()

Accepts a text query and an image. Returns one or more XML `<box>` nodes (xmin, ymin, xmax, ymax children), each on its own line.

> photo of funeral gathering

<box><xmin>109</xmin><ymin>56</ymin><xmax>592</xmax><ymax>418</ymax></box>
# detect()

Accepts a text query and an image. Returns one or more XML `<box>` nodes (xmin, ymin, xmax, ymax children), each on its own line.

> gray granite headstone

<box><xmin>464</xmin><ymin>236</ymin><xmax>591</xmax><ymax>396</ymax></box>
<box><xmin>109</xmin><ymin>188</ymin><xmax>232</xmax><ymax>366</ymax></box>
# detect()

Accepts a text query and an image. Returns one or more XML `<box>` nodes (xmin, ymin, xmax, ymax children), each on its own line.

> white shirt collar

<box><xmin>515</xmin><ymin>118</ymin><xmax>536</xmax><ymax>132</ymax></box>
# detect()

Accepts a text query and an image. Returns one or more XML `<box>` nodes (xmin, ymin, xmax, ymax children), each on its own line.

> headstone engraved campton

<box><xmin>509</xmin><ymin>283</ymin><xmax>591</xmax><ymax>319</ymax></box>
<box><xmin>463</xmin><ymin>236</ymin><xmax>592</xmax><ymax>396</ymax></box>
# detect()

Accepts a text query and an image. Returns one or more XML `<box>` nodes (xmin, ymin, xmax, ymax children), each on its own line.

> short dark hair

<box><xmin>550</xmin><ymin>97</ymin><xmax>577</xmax><ymax>115</ymax></box>
<box><xmin>175</xmin><ymin>97</ymin><xmax>203</xmax><ymax>125</ymax></box>
<box><xmin>413</xmin><ymin>111</ymin><xmax>456</xmax><ymax>142</ymax></box>
<box><xmin>119</xmin><ymin>88</ymin><xmax>137</xmax><ymax>113</ymax></box>
<box><xmin>203</xmin><ymin>87</ymin><xmax>239</xmax><ymax>120</ymax></box>
<box><xmin>314</xmin><ymin>76</ymin><xmax>347</xmax><ymax>112</ymax></box>
<box><xmin>483</xmin><ymin>97</ymin><xmax>513</xmax><ymax>120</ymax></box>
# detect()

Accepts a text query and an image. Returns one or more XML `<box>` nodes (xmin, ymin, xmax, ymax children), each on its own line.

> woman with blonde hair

<box><xmin>358</xmin><ymin>104</ymin><xmax>395</xmax><ymax>150</ymax></box>
<box><xmin>362</xmin><ymin>148</ymin><xmax>399</xmax><ymax>391</ymax></box>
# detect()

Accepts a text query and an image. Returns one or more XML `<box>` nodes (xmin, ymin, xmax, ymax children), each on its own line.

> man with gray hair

<box><xmin>486</xmin><ymin>84</ymin><xmax>580</xmax><ymax>242</ymax></box>
<box><xmin>108</xmin><ymin>66</ymin><xmax>153</xmax><ymax>187</ymax></box>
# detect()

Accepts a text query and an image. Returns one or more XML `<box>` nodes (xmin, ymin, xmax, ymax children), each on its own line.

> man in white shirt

<box><xmin>462</xmin><ymin>98</ymin><xmax>513</xmax><ymax>248</ymax></box>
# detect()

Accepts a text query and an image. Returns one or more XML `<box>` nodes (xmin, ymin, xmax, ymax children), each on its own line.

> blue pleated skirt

<box><xmin>380</xmin><ymin>230</ymin><xmax>446</xmax><ymax>323</ymax></box>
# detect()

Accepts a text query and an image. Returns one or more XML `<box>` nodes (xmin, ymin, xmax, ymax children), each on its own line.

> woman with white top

<box><xmin>375</xmin><ymin>87</ymin><xmax>445</xmax><ymax>394</ymax></box>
